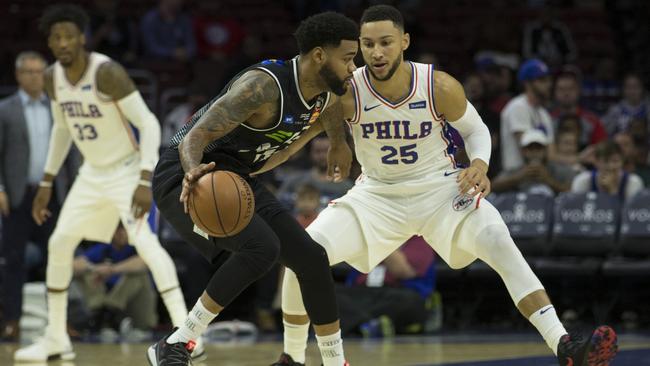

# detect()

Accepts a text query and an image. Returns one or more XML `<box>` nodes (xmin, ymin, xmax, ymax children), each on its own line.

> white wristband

<box><xmin>39</xmin><ymin>181</ymin><xmax>53</xmax><ymax>188</ymax></box>
<box><xmin>138</xmin><ymin>179</ymin><xmax>152</xmax><ymax>187</ymax></box>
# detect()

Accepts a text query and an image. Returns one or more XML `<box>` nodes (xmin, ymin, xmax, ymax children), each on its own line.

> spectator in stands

<box><xmin>554</xmin><ymin>127</ymin><xmax>585</xmax><ymax>176</ymax></box>
<box><xmin>336</xmin><ymin>236</ymin><xmax>434</xmax><ymax>337</ymax></box>
<box><xmin>277</xmin><ymin>135</ymin><xmax>353</xmax><ymax>206</ymax></box>
<box><xmin>161</xmin><ymin>82</ymin><xmax>208</xmax><ymax>146</ymax></box>
<box><xmin>581</xmin><ymin>57</ymin><xmax>620</xmax><ymax>115</ymax></box>
<box><xmin>192</xmin><ymin>2</ymin><xmax>246</xmax><ymax>60</ymax></box>
<box><xmin>72</xmin><ymin>224</ymin><xmax>157</xmax><ymax>337</ymax></box>
<box><xmin>522</xmin><ymin>8</ymin><xmax>577</xmax><ymax>69</ymax></box>
<box><xmin>603</xmin><ymin>74</ymin><xmax>650</xmax><ymax>136</ymax></box>
<box><xmin>87</xmin><ymin>0</ymin><xmax>138</xmax><ymax>64</ymax></box>
<box><xmin>551</xmin><ymin>68</ymin><xmax>607</xmax><ymax>150</ymax></box>
<box><xmin>493</xmin><ymin>129</ymin><xmax>573</xmax><ymax>196</ymax></box>
<box><xmin>475</xmin><ymin>54</ymin><xmax>515</xmax><ymax>115</ymax></box>
<box><xmin>571</xmin><ymin>141</ymin><xmax>645</xmax><ymax>201</ymax></box>
<box><xmin>613</xmin><ymin>132</ymin><xmax>650</xmax><ymax>184</ymax></box>
<box><xmin>294</xmin><ymin>183</ymin><xmax>321</xmax><ymax>228</ymax></box>
<box><xmin>0</xmin><ymin>52</ymin><xmax>76</xmax><ymax>341</ymax></box>
<box><xmin>222</xmin><ymin>35</ymin><xmax>264</xmax><ymax>85</ymax></box>
<box><xmin>464</xmin><ymin>73</ymin><xmax>501</xmax><ymax>177</ymax></box>
<box><xmin>501</xmin><ymin>59</ymin><xmax>555</xmax><ymax>171</ymax></box>
<box><xmin>140</xmin><ymin>0</ymin><xmax>196</xmax><ymax>62</ymax></box>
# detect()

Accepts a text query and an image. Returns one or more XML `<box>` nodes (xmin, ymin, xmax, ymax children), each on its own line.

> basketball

<box><xmin>188</xmin><ymin>171</ymin><xmax>255</xmax><ymax>237</ymax></box>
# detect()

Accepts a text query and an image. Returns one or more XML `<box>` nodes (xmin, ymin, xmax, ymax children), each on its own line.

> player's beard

<box><xmin>319</xmin><ymin>62</ymin><xmax>348</xmax><ymax>96</ymax></box>
<box><xmin>367</xmin><ymin>55</ymin><xmax>402</xmax><ymax>81</ymax></box>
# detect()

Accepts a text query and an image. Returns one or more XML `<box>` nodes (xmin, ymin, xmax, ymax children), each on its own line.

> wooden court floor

<box><xmin>2</xmin><ymin>334</ymin><xmax>649</xmax><ymax>365</ymax></box>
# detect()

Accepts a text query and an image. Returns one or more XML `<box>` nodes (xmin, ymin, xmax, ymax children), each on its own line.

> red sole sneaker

<box><xmin>586</xmin><ymin>325</ymin><xmax>618</xmax><ymax>366</ymax></box>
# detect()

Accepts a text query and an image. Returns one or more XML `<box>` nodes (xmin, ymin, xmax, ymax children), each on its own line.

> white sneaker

<box><xmin>14</xmin><ymin>332</ymin><xmax>75</xmax><ymax>362</ymax></box>
<box><xmin>191</xmin><ymin>336</ymin><xmax>207</xmax><ymax>361</ymax></box>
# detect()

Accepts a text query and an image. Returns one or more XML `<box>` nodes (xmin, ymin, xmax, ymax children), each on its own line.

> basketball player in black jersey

<box><xmin>147</xmin><ymin>12</ymin><xmax>358</xmax><ymax>366</ymax></box>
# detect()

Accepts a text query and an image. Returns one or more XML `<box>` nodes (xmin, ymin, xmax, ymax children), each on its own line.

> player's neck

<box><xmin>296</xmin><ymin>56</ymin><xmax>325</xmax><ymax>102</ymax></box>
<box><xmin>368</xmin><ymin>60</ymin><xmax>412</xmax><ymax>103</ymax></box>
<box><xmin>63</xmin><ymin>51</ymin><xmax>90</xmax><ymax>86</ymax></box>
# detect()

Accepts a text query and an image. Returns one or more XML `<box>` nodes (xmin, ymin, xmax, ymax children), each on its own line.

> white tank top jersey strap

<box><xmin>347</xmin><ymin>62</ymin><xmax>459</xmax><ymax>183</ymax></box>
<box><xmin>53</xmin><ymin>52</ymin><xmax>139</xmax><ymax>168</ymax></box>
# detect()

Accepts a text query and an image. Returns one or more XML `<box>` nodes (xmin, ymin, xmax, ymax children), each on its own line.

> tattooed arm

<box><xmin>178</xmin><ymin>70</ymin><xmax>279</xmax><ymax>210</ymax></box>
<box><xmin>179</xmin><ymin>70</ymin><xmax>278</xmax><ymax>173</ymax></box>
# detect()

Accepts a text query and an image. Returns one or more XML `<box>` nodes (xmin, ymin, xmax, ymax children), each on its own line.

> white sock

<box><xmin>167</xmin><ymin>298</ymin><xmax>218</xmax><ymax>344</ymax></box>
<box><xmin>47</xmin><ymin>291</ymin><xmax>68</xmax><ymax>337</ymax></box>
<box><xmin>528</xmin><ymin>305</ymin><xmax>568</xmax><ymax>355</ymax></box>
<box><xmin>161</xmin><ymin>287</ymin><xmax>189</xmax><ymax>327</ymax></box>
<box><xmin>283</xmin><ymin>320</ymin><xmax>310</xmax><ymax>363</ymax></box>
<box><xmin>316</xmin><ymin>330</ymin><xmax>345</xmax><ymax>366</ymax></box>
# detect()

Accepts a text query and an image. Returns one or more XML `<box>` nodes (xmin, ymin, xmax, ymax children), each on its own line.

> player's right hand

<box><xmin>0</xmin><ymin>191</ymin><xmax>9</xmax><ymax>217</ymax></box>
<box><xmin>32</xmin><ymin>187</ymin><xmax>52</xmax><ymax>225</ymax></box>
<box><xmin>180</xmin><ymin>161</ymin><xmax>216</xmax><ymax>213</ymax></box>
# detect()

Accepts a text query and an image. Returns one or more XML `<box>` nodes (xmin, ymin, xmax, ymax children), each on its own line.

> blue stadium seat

<box><xmin>491</xmin><ymin>192</ymin><xmax>554</xmax><ymax>257</ymax></box>
<box><xmin>550</xmin><ymin>192</ymin><xmax>620</xmax><ymax>257</ymax></box>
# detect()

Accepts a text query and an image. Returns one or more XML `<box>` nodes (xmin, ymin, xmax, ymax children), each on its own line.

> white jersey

<box><xmin>348</xmin><ymin>62</ymin><xmax>457</xmax><ymax>183</ymax></box>
<box><xmin>53</xmin><ymin>52</ymin><xmax>138</xmax><ymax>168</ymax></box>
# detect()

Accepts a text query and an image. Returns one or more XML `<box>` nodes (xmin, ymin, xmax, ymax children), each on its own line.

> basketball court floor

<box><xmin>2</xmin><ymin>333</ymin><xmax>649</xmax><ymax>365</ymax></box>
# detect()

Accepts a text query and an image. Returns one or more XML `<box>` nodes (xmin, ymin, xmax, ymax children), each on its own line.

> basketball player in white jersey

<box><xmin>14</xmin><ymin>4</ymin><xmax>202</xmax><ymax>362</ymax></box>
<box><xmin>259</xmin><ymin>5</ymin><xmax>618</xmax><ymax>366</ymax></box>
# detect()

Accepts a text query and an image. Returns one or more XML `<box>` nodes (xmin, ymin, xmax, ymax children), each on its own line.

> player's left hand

<box><xmin>457</xmin><ymin>160</ymin><xmax>491</xmax><ymax>197</ymax></box>
<box><xmin>327</xmin><ymin>142</ymin><xmax>352</xmax><ymax>182</ymax></box>
<box><xmin>131</xmin><ymin>184</ymin><xmax>153</xmax><ymax>219</ymax></box>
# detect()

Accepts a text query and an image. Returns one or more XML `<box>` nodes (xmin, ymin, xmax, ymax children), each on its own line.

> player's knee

<box><xmin>47</xmin><ymin>232</ymin><xmax>80</xmax><ymax>262</ymax></box>
<box><xmin>243</xmin><ymin>238</ymin><xmax>281</xmax><ymax>275</ymax></box>
<box><xmin>283</xmin><ymin>238</ymin><xmax>330</xmax><ymax>278</ymax></box>
<box><xmin>477</xmin><ymin>224</ymin><xmax>514</xmax><ymax>253</ymax></box>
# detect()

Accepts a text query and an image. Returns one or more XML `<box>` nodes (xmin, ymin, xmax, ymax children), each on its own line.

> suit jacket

<box><xmin>0</xmin><ymin>92</ymin><xmax>79</xmax><ymax>208</ymax></box>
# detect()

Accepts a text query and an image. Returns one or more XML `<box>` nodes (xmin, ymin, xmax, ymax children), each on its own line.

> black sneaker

<box><xmin>557</xmin><ymin>325</ymin><xmax>618</xmax><ymax>366</ymax></box>
<box><xmin>147</xmin><ymin>330</ymin><xmax>195</xmax><ymax>366</ymax></box>
<box><xmin>271</xmin><ymin>353</ymin><xmax>305</xmax><ymax>366</ymax></box>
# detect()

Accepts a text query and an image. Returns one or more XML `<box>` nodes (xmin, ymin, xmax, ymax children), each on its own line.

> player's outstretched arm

<box><xmin>319</xmin><ymin>96</ymin><xmax>352</xmax><ymax>182</ymax></box>
<box><xmin>34</xmin><ymin>67</ymin><xmax>74</xmax><ymax>225</ymax></box>
<box><xmin>178</xmin><ymin>70</ymin><xmax>279</xmax><ymax>211</ymax></box>
<box><xmin>435</xmin><ymin>71</ymin><xmax>492</xmax><ymax>197</ymax></box>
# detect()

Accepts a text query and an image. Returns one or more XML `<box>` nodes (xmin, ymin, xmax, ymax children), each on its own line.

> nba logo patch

<box><xmin>283</xmin><ymin>115</ymin><xmax>295</xmax><ymax>124</ymax></box>
<box><xmin>81</xmin><ymin>84</ymin><xmax>92</xmax><ymax>91</ymax></box>
<box><xmin>452</xmin><ymin>194</ymin><xmax>474</xmax><ymax>211</ymax></box>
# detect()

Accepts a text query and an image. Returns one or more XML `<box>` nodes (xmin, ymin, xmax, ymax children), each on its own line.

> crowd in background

<box><xmin>1</xmin><ymin>0</ymin><xmax>649</xmax><ymax>343</ymax></box>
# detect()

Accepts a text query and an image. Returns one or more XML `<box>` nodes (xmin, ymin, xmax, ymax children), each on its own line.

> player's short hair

<box><xmin>361</xmin><ymin>4</ymin><xmax>405</xmax><ymax>31</ymax></box>
<box><xmin>294</xmin><ymin>12</ymin><xmax>359</xmax><ymax>55</ymax></box>
<box><xmin>39</xmin><ymin>4</ymin><xmax>89</xmax><ymax>35</ymax></box>
<box><xmin>595</xmin><ymin>141</ymin><xmax>623</xmax><ymax>161</ymax></box>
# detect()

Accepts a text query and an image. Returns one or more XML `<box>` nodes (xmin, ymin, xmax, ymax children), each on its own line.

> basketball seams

<box><xmin>227</xmin><ymin>172</ymin><xmax>243</xmax><ymax>235</ymax></box>
<box><xmin>211</xmin><ymin>172</ymin><xmax>229</xmax><ymax>236</ymax></box>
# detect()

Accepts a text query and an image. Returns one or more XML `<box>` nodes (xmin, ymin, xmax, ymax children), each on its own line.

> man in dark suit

<box><xmin>0</xmin><ymin>51</ymin><xmax>76</xmax><ymax>341</ymax></box>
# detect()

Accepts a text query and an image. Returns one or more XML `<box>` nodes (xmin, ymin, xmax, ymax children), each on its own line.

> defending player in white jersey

<box><xmin>14</xmin><ymin>4</ymin><xmax>202</xmax><ymax>362</ymax></box>
<box><xmin>259</xmin><ymin>5</ymin><xmax>618</xmax><ymax>366</ymax></box>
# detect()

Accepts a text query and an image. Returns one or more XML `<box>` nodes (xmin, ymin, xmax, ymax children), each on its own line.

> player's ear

<box><xmin>402</xmin><ymin>32</ymin><xmax>410</xmax><ymax>52</ymax></box>
<box><xmin>312</xmin><ymin>47</ymin><xmax>327</xmax><ymax>66</ymax></box>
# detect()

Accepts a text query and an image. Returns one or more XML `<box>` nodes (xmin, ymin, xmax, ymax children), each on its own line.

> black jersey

<box><xmin>169</xmin><ymin>57</ymin><xmax>331</xmax><ymax>174</ymax></box>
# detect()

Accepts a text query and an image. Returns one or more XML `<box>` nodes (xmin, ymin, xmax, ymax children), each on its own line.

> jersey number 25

<box><xmin>381</xmin><ymin>144</ymin><xmax>418</xmax><ymax>165</ymax></box>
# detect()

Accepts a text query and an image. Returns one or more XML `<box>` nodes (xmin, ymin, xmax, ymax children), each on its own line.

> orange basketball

<box><xmin>188</xmin><ymin>171</ymin><xmax>255</xmax><ymax>237</ymax></box>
